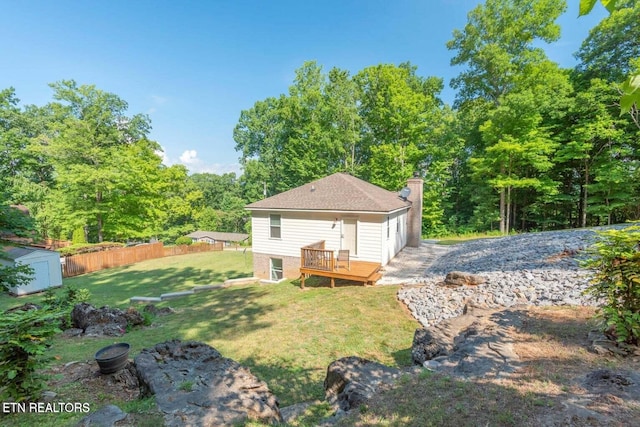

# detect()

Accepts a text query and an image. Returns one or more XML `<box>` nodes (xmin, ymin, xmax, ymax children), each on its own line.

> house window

<box><xmin>387</xmin><ymin>216</ymin><xmax>390</xmax><ymax>239</ymax></box>
<box><xmin>270</xmin><ymin>258</ymin><xmax>283</xmax><ymax>281</ymax></box>
<box><xmin>270</xmin><ymin>214</ymin><xmax>281</xmax><ymax>238</ymax></box>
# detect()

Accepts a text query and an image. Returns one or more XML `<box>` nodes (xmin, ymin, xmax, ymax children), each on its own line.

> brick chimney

<box><xmin>406</xmin><ymin>173</ymin><xmax>423</xmax><ymax>248</ymax></box>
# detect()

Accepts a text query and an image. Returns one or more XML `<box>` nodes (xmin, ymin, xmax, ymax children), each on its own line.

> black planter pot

<box><xmin>95</xmin><ymin>343</ymin><xmax>130</xmax><ymax>374</ymax></box>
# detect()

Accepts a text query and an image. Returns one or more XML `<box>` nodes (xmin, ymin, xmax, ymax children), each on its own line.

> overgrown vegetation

<box><xmin>56</xmin><ymin>242</ymin><xmax>125</xmax><ymax>257</ymax></box>
<box><xmin>0</xmin><ymin>286</ymin><xmax>90</xmax><ymax>402</ymax></box>
<box><xmin>585</xmin><ymin>225</ymin><xmax>640</xmax><ymax>345</ymax></box>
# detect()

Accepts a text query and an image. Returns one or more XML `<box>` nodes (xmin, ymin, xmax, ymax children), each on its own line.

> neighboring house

<box><xmin>245</xmin><ymin>172</ymin><xmax>423</xmax><ymax>281</ymax></box>
<box><xmin>0</xmin><ymin>246</ymin><xmax>63</xmax><ymax>295</ymax></box>
<box><xmin>185</xmin><ymin>231</ymin><xmax>249</xmax><ymax>246</ymax></box>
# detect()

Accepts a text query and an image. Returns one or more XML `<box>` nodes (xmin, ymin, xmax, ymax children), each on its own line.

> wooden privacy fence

<box><xmin>62</xmin><ymin>242</ymin><xmax>223</xmax><ymax>278</ymax></box>
<box><xmin>163</xmin><ymin>242</ymin><xmax>223</xmax><ymax>257</ymax></box>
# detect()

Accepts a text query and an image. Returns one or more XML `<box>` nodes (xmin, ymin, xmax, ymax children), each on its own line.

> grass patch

<box><xmin>0</xmin><ymin>250</ymin><xmax>418</xmax><ymax>426</ymax></box>
<box><xmin>434</xmin><ymin>231</ymin><xmax>502</xmax><ymax>246</ymax></box>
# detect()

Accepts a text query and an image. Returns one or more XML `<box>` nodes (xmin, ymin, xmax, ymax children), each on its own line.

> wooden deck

<box><xmin>299</xmin><ymin>241</ymin><xmax>382</xmax><ymax>288</ymax></box>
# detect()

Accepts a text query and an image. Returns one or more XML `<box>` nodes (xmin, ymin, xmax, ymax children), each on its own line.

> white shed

<box><xmin>0</xmin><ymin>246</ymin><xmax>63</xmax><ymax>295</ymax></box>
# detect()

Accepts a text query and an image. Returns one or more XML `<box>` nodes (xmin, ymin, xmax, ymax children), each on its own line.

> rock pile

<box><xmin>68</xmin><ymin>303</ymin><xmax>144</xmax><ymax>337</ymax></box>
<box><xmin>398</xmin><ymin>229</ymin><xmax>601</xmax><ymax>327</ymax></box>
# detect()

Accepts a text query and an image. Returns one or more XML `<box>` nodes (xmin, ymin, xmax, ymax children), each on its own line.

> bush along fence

<box><xmin>61</xmin><ymin>242</ymin><xmax>223</xmax><ymax>278</ymax></box>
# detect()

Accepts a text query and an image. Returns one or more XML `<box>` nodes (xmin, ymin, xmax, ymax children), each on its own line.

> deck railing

<box><xmin>301</xmin><ymin>240</ymin><xmax>334</xmax><ymax>271</ymax></box>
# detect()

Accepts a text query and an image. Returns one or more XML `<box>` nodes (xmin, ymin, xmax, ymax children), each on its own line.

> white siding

<box><xmin>380</xmin><ymin>211</ymin><xmax>407</xmax><ymax>265</ymax></box>
<box><xmin>251</xmin><ymin>209</ymin><xmax>409</xmax><ymax>266</ymax></box>
<box><xmin>252</xmin><ymin>211</ymin><xmax>343</xmax><ymax>258</ymax></box>
<box><xmin>356</xmin><ymin>214</ymin><xmax>383</xmax><ymax>263</ymax></box>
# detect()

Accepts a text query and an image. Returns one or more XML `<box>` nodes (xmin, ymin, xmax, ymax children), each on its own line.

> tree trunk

<box><xmin>581</xmin><ymin>162</ymin><xmax>589</xmax><ymax>228</ymax></box>
<box><xmin>96</xmin><ymin>191</ymin><xmax>103</xmax><ymax>243</ymax></box>
<box><xmin>499</xmin><ymin>188</ymin><xmax>506</xmax><ymax>234</ymax></box>
<box><xmin>506</xmin><ymin>186</ymin><xmax>512</xmax><ymax>234</ymax></box>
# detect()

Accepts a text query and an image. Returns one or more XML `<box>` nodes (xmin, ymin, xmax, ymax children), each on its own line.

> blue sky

<box><xmin>1</xmin><ymin>1</ymin><xmax>606</xmax><ymax>175</ymax></box>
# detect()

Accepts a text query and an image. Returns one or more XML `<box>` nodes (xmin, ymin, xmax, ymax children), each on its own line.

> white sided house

<box><xmin>245</xmin><ymin>172</ymin><xmax>423</xmax><ymax>281</ymax></box>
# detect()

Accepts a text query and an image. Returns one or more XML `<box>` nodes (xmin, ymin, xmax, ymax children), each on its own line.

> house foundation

<box><xmin>253</xmin><ymin>252</ymin><xmax>301</xmax><ymax>281</ymax></box>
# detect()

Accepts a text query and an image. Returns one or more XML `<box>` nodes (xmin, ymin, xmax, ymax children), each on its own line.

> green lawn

<box><xmin>0</xmin><ymin>250</ymin><xmax>419</xmax><ymax>425</ymax></box>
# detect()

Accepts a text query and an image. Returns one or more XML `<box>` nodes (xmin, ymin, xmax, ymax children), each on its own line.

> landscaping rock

<box><xmin>70</xmin><ymin>303</ymin><xmax>144</xmax><ymax>337</ymax></box>
<box><xmin>411</xmin><ymin>303</ymin><xmax>491</xmax><ymax>365</ymax></box>
<box><xmin>134</xmin><ymin>339</ymin><xmax>281</xmax><ymax>427</ymax></box>
<box><xmin>396</xmin><ymin>228</ymin><xmax>621</xmax><ymax>328</ymax></box>
<box><xmin>411</xmin><ymin>329</ymin><xmax>448</xmax><ymax>365</ymax></box>
<box><xmin>412</xmin><ymin>305</ymin><xmax>521</xmax><ymax>379</ymax></box>
<box><xmin>76</xmin><ymin>404</ymin><xmax>128</xmax><ymax>427</ymax></box>
<box><xmin>324</xmin><ymin>356</ymin><xmax>401</xmax><ymax>413</ymax></box>
<box><xmin>441</xmin><ymin>271</ymin><xmax>486</xmax><ymax>287</ymax></box>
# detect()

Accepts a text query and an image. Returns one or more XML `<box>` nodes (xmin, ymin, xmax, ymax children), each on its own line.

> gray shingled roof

<box><xmin>245</xmin><ymin>173</ymin><xmax>411</xmax><ymax>213</ymax></box>
<box><xmin>185</xmin><ymin>231</ymin><xmax>249</xmax><ymax>241</ymax></box>
<box><xmin>1</xmin><ymin>246</ymin><xmax>47</xmax><ymax>261</ymax></box>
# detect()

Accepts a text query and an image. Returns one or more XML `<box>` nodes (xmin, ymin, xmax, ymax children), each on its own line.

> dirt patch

<box><xmin>45</xmin><ymin>359</ymin><xmax>140</xmax><ymax>404</ymax></box>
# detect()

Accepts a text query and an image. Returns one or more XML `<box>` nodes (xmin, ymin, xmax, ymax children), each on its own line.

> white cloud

<box><xmin>156</xmin><ymin>145</ymin><xmax>170</xmax><ymax>166</ymax></box>
<box><xmin>179</xmin><ymin>150</ymin><xmax>199</xmax><ymax>164</ymax></box>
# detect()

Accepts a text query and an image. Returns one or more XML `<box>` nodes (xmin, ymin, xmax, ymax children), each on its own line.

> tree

<box><xmin>554</xmin><ymin>78</ymin><xmax>634</xmax><ymax>227</ymax></box>
<box><xmin>355</xmin><ymin>63</ymin><xmax>444</xmax><ymax>189</ymax></box>
<box><xmin>575</xmin><ymin>0</ymin><xmax>640</xmax><ymax>84</ymax></box>
<box><xmin>0</xmin><ymin>88</ymin><xmax>36</xmax><ymax>292</ymax></box>
<box><xmin>448</xmin><ymin>0</ymin><xmax>566</xmax><ymax>108</ymax></box>
<box><xmin>578</xmin><ymin>0</ymin><xmax>640</xmax><ymax>113</ymax></box>
<box><xmin>324</xmin><ymin>67</ymin><xmax>362</xmax><ymax>174</ymax></box>
<box><xmin>155</xmin><ymin>164</ymin><xmax>202</xmax><ymax>243</ymax></box>
<box><xmin>447</xmin><ymin>0</ymin><xmax>569</xmax><ymax>233</ymax></box>
<box><xmin>189</xmin><ymin>172</ymin><xmax>241</xmax><ymax>210</ymax></box>
<box><xmin>43</xmin><ymin>80</ymin><xmax>163</xmax><ymax>242</ymax></box>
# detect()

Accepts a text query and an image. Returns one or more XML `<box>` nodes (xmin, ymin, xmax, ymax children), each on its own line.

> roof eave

<box><xmin>244</xmin><ymin>206</ymin><xmax>411</xmax><ymax>215</ymax></box>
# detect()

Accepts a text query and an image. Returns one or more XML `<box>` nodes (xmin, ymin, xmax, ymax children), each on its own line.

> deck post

<box><xmin>330</xmin><ymin>277</ymin><xmax>335</xmax><ymax>288</ymax></box>
<box><xmin>300</xmin><ymin>274</ymin><xmax>305</xmax><ymax>289</ymax></box>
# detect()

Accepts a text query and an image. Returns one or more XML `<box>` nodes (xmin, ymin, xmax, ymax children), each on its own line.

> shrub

<box><xmin>0</xmin><ymin>307</ymin><xmax>64</xmax><ymax>401</ymax></box>
<box><xmin>71</xmin><ymin>227</ymin><xmax>86</xmax><ymax>244</ymax></box>
<box><xmin>584</xmin><ymin>225</ymin><xmax>640</xmax><ymax>345</ymax></box>
<box><xmin>0</xmin><ymin>286</ymin><xmax>92</xmax><ymax>401</ymax></box>
<box><xmin>175</xmin><ymin>236</ymin><xmax>193</xmax><ymax>246</ymax></box>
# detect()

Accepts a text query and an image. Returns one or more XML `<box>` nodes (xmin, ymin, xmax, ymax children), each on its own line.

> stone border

<box><xmin>129</xmin><ymin>277</ymin><xmax>259</xmax><ymax>304</ymax></box>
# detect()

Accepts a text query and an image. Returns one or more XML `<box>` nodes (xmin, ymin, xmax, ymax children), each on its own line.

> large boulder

<box><xmin>324</xmin><ymin>356</ymin><xmax>401</xmax><ymax>413</ymax></box>
<box><xmin>441</xmin><ymin>271</ymin><xmax>487</xmax><ymax>287</ymax></box>
<box><xmin>411</xmin><ymin>303</ymin><xmax>490</xmax><ymax>365</ymax></box>
<box><xmin>76</xmin><ymin>404</ymin><xmax>129</xmax><ymax>427</ymax></box>
<box><xmin>134</xmin><ymin>340</ymin><xmax>281</xmax><ymax>427</ymax></box>
<box><xmin>412</xmin><ymin>304</ymin><xmax>521</xmax><ymax>379</ymax></box>
<box><xmin>70</xmin><ymin>303</ymin><xmax>144</xmax><ymax>337</ymax></box>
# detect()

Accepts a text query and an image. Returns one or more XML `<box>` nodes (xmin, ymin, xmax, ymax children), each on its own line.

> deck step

<box><xmin>367</xmin><ymin>272</ymin><xmax>383</xmax><ymax>284</ymax></box>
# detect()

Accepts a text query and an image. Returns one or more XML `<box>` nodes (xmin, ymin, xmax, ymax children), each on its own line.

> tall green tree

<box><xmin>43</xmin><ymin>80</ymin><xmax>163</xmax><ymax>242</ymax></box>
<box><xmin>575</xmin><ymin>0</ymin><xmax>640</xmax><ymax>84</ymax></box>
<box><xmin>448</xmin><ymin>0</ymin><xmax>568</xmax><ymax>233</ymax></box>
<box><xmin>355</xmin><ymin>63</ymin><xmax>444</xmax><ymax>190</ymax></box>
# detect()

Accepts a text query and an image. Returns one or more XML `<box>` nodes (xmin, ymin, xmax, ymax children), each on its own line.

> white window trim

<box><xmin>269</xmin><ymin>214</ymin><xmax>281</xmax><ymax>239</ymax></box>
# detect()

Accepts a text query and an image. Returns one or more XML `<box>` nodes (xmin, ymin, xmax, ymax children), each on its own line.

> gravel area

<box><xmin>389</xmin><ymin>228</ymin><xmax>616</xmax><ymax>328</ymax></box>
